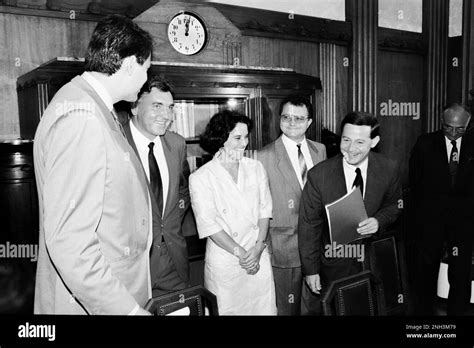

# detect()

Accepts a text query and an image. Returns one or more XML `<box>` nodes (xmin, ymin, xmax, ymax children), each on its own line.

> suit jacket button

<box><xmin>253</xmin><ymin>225</ymin><xmax>258</xmax><ymax>230</ymax></box>
<box><xmin>69</xmin><ymin>295</ymin><xmax>75</xmax><ymax>304</ymax></box>
<box><xmin>233</xmin><ymin>232</ymin><xmax>238</xmax><ymax>237</ymax></box>
<box><xmin>223</xmin><ymin>209</ymin><xmax>227</xmax><ymax>214</ymax></box>
<box><xmin>124</xmin><ymin>247</ymin><xmax>130</xmax><ymax>256</ymax></box>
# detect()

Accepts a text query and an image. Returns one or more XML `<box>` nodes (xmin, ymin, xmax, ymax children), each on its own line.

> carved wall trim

<box><xmin>423</xmin><ymin>0</ymin><xmax>449</xmax><ymax>132</ymax></box>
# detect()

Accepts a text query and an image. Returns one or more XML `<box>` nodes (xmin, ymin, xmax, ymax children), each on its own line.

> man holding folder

<box><xmin>298</xmin><ymin>112</ymin><xmax>402</xmax><ymax>300</ymax></box>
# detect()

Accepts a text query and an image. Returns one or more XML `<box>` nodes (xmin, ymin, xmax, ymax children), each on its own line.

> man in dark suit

<box><xmin>298</xmin><ymin>112</ymin><xmax>402</xmax><ymax>304</ymax></box>
<box><xmin>258</xmin><ymin>96</ymin><xmax>326</xmax><ymax>315</ymax></box>
<box><xmin>123</xmin><ymin>75</ymin><xmax>191</xmax><ymax>297</ymax></box>
<box><xmin>409</xmin><ymin>103</ymin><xmax>474</xmax><ymax>315</ymax></box>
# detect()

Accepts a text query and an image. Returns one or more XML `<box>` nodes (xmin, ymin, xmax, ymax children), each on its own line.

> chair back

<box><xmin>145</xmin><ymin>285</ymin><xmax>218</xmax><ymax>316</ymax></box>
<box><xmin>321</xmin><ymin>270</ymin><xmax>386</xmax><ymax>315</ymax></box>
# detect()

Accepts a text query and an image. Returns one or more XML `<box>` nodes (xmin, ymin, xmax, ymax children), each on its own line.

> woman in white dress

<box><xmin>189</xmin><ymin>110</ymin><xmax>277</xmax><ymax>315</ymax></box>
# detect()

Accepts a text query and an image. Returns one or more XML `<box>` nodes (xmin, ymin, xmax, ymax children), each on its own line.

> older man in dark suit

<box><xmin>259</xmin><ymin>96</ymin><xmax>326</xmax><ymax>315</ymax></box>
<box><xmin>410</xmin><ymin>103</ymin><xmax>474</xmax><ymax>315</ymax></box>
<box><xmin>298</xmin><ymin>112</ymin><xmax>402</xmax><ymax>305</ymax></box>
<box><xmin>123</xmin><ymin>75</ymin><xmax>191</xmax><ymax>297</ymax></box>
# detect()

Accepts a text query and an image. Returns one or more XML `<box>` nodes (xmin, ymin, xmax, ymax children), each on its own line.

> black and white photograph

<box><xmin>0</xmin><ymin>0</ymin><xmax>473</xmax><ymax>345</ymax></box>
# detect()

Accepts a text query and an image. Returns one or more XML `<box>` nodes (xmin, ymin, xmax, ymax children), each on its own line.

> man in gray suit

<box><xmin>258</xmin><ymin>96</ymin><xmax>326</xmax><ymax>315</ymax></box>
<box><xmin>123</xmin><ymin>75</ymin><xmax>191</xmax><ymax>297</ymax></box>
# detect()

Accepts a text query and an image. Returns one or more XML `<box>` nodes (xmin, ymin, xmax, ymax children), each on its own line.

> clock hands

<box><xmin>184</xmin><ymin>17</ymin><xmax>190</xmax><ymax>36</ymax></box>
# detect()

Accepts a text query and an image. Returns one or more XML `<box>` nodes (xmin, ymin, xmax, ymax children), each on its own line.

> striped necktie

<box><xmin>297</xmin><ymin>143</ymin><xmax>307</xmax><ymax>185</ymax></box>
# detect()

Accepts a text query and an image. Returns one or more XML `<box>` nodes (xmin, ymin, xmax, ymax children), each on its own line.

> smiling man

<box><xmin>298</xmin><ymin>111</ymin><xmax>402</xmax><ymax>309</ymax></box>
<box><xmin>123</xmin><ymin>75</ymin><xmax>191</xmax><ymax>298</ymax></box>
<box><xmin>258</xmin><ymin>96</ymin><xmax>326</xmax><ymax>315</ymax></box>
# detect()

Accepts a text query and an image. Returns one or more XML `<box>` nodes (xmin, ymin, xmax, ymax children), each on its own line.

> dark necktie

<box><xmin>352</xmin><ymin>167</ymin><xmax>364</xmax><ymax>197</ymax></box>
<box><xmin>148</xmin><ymin>142</ymin><xmax>163</xmax><ymax>215</ymax></box>
<box><xmin>297</xmin><ymin>143</ymin><xmax>307</xmax><ymax>185</ymax></box>
<box><xmin>449</xmin><ymin>140</ymin><xmax>459</xmax><ymax>185</ymax></box>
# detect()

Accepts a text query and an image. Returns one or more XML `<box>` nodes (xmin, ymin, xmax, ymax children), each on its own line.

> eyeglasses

<box><xmin>280</xmin><ymin>114</ymin><xmax>309</xmax><ymax>124</ymax></box>
<box><xmin>443</xmin><ymin>124</ymin><xmax>466</xmax><ymax>132</ymax></box>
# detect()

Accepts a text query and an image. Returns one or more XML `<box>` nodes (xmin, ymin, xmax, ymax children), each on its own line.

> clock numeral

<box><xmin>196</xmin><ymin>39</ymin><xmax>199</xmax><ymax>44</ymax></box>
<box><xmin>185</xmin><ymin>46</ymin><xmax>189</xmax><ymax>51</ymax></box>
<box><xmin>173</xmin><ymin>25</ymin><xmax>178</xmax><ymax>30</ymax></box>
<box><xmin>178</xmin><ymin>19</ymin><xmax>182</xmax><ymax>25</ymax></box>
<box><xmin>173</xmin><ymin>38</ymin><xmax>178</xmax><ymax>43</ymax></box>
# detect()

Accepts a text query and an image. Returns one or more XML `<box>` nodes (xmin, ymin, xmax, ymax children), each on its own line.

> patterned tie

<box><xmin>297</xmin><ymin>143</ymin><xmax>307</xmax><ymax>185</ymax></box>
<box><xmin>148</xmin><ymin>142</ymin><xmax>163</xmax><ymax>215</ymax></box>
<box><xmin>449</xmin><ymin>140</ymin><xmax>459</xmax><ymax>185</ymax></box>
<box><xmin>352</xmin><ymin>167</ymin><xmax>364</xmax><ymax>197</ymax></box>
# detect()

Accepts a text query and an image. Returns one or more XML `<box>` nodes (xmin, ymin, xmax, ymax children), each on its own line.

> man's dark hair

<box><xmin>84</xmin><ymin>14</ymin><xmax>153</xmax><ymax>75</ymax></box>
<box><xmin>279</xmin><ymin>95</ymin><xmax>313</xmax><ymax>120</ymax></box>
<box><xmin>340</xmin><ymin>111</ymin><xmax>380</xmax><ymax>139</ymax></box>
<box><xmin>132</xmin><ymin>75</ymin><xmax>173</xmax><ymax>109</ymax></box>
<box><xmin>200</xmin><ymin>110</ymin><xmax>253</xmax><ymax>155</ymax></box>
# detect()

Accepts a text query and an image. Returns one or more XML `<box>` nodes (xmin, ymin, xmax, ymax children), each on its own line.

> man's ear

<box><xmin>370</xmin><ymin>135</ymin><xmax>380</xmax><ymax>148</ymax></box>
<box><xmin>131</xmin><ymin>103</ymin><xmax>138</xmax><ymax>117</ymax></box>
<box><xmin>121</xmin><ymin>56</ymin><xmax>136</xmax><ymax>76</ymax></box>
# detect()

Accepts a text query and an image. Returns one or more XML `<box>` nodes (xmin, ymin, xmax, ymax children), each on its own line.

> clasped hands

<box><xmin>235</xmin><ymin>244</ymin><xmax>264</xmax><ymax>275</ymax></box>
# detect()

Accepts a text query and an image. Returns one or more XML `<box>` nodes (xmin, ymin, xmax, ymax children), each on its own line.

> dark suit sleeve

<box><xmin>298</xmin><ymin>169</ymin><xmax>324</xmax><ymax>275</ymax></box>
<box><xmin>373</xmin><ymin>162</ymin><xmax>403</xmax><ymax>234</ymax></box>
<box><xmin>179</xmin><ymin>141</ymin><xmax>191</xmax><ymax>222</ymax></box>
<box><xmin>408</xmin><ymin>136</ymin><xmax>423</xmax><ymax>201</ymax></box>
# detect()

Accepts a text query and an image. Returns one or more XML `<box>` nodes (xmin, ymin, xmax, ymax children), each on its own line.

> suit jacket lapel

<box><xmin>72</xmin><ymin>76</ymin><xmax>149</xmax><ymax>204</ymax></box>
<box><xmin>275</xmin><ymin>137</ymin><xmax>302</xmax><ymax>195</ymax></box>
<box><xmin>122</xmin><ymin>120</ymin><xmax>158</xmax><ymax>218</ymax></box>
<box><xmin>307</xmin><ymin>140</ymin><xmax>323</xmax><ymax>165</ymax></box>
<box><xmin>331</xmin><ymin>155</ymin><xmax>347</xmax><ymax>200</ymax></box>
<box><xmin>161</xmin><ymin>134</ymin><xmax>175</xmax><ymax>220</ymax></box>
<box><xmin>364</xmin><ymin>152</ymin><xmax>383</xmax><ymax>217</ymax></box>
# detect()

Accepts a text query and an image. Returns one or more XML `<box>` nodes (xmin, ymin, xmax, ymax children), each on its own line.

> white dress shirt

<box><xmin>445</xmin><ymin>136</ymin><xmax>462</xmax><ymax>162</ymax></box>
<box><xmin>342</xmin><ymin>156</ymin><xmax>369</xmax><ymax>199</ymax></box>
<box><xmin>130</xmin><ymin>120</ymin><xmax>169</xmax><ymax>215</ymax></box>
<box><xmin>281</xmin><ymin>134</ymin><xmax>314</xmax><ymax>189</ymax></box>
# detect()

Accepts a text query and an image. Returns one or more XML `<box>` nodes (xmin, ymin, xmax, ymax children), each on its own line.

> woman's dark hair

<box><xmin>84</xmin><ymin>14</ymin><xmax>153</xmax><ymax>75</ymax></box>
<box><xmin>340</xmin><ymin>111</ymin><xmax>380</xmax><ymax>138</ymax></box>
<box><xmin>200</xmin><ymin>110</ymin><xmax>253</xmax><ymax>155</ymax></box>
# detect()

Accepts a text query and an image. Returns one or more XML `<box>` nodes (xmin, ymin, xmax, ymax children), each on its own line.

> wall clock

<box><xmin>167</xmin><ymin>11</ymin><xmax>207</xmax><ymax>55</ymax></box>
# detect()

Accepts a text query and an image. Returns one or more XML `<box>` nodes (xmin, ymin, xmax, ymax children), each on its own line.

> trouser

<box><xmin>414</xmin><ymin>218</ymin><xmax>473</xmax><ymax>315</ymax></box>
<box><xmin>272</xmin><ymin>266</ymin><xmax>321</xmax><ymax>315</ymax></box>
<box><xmin>151</xmin><ymin>239</ymin><xmax>189</xmax><ymax>298</ymax></box>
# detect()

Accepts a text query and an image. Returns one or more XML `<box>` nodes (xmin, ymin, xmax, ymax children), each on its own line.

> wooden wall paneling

<box><xmin>347</xmin><ymin>0</ymin><xmax>378</xmax><ymax>114</ymax></box>
<box><xmin>211</xmin><ymin>2</ymin><xmax>351</xmax><ymax>45</ymax></box>
<box><xmin>319</xmin><ymin>43</ymin><xmax>350</xmax><ymax>134</ymax></box>
<box><xmin>377</xmin><ymin>50</ymin><xmax>424</xmax><ymax>186</ymax></box>
<box><xmin>0</xmin><ymin>13</ymin><xmax>96</xmax><ymax>139</ymax></box>
<box><xmin>422</xmin><ymin>0</ymin><xmax>449</xmax><ymax>132</ymax></box>
<box><xmin>462</xmin><ymin>0</ymin><xmax>474</xmax><ymax>104</ymax></box>
<box><xmin>241</xmin><ymin>36</ymin><xmax>319</xmax><ymax>77</ymax></box>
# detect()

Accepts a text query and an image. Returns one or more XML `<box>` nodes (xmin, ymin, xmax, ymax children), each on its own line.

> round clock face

<box><xmin>168</xmin><ymin>12</ymin><xmax>207</xmax><ymax>56</ymax></box>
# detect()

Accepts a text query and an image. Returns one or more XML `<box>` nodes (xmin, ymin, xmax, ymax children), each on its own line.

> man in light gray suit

<box><xmin>258</xmin><ymin>96</ymin><xmax>326</xmax><ymax>315</ymax></box>
<box><xmin>33</xmin><ymin>15</ymin><xmax>153</xmax><ymax>315</ymax></box>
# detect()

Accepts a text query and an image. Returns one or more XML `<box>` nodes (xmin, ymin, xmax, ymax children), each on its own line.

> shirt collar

<box><xmin>281</xmin><ymin>133</ymin><xmax>307</xmax><ymax>147</ymax></box>
<box><xmin>342</xmin><ymin>154</ymin><xmax>369</xmax><ymax>174</ymax></box>
<box><xmin>82</xmin><ymin>72</ymin><xmax>114</xmax><ymax>111</ymax></box>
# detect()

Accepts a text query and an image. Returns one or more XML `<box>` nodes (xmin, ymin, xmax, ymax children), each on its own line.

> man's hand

<box><xmin>305</xmin><ymin>274</ymin><xmax>321</xmax><ymax>294</ymax></box>
<box><xmin>357</xmin><ymin>217</ymin><xmax>379</xmax><ymax>235</ymax></box>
